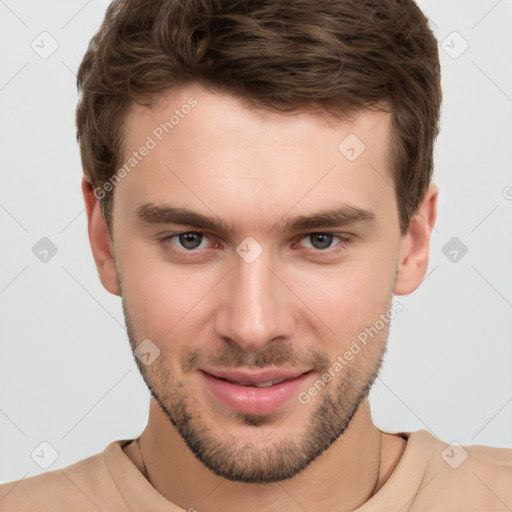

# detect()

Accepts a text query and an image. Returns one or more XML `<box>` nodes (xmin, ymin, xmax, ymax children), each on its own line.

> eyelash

<box><xmin>158</xmin><ymin>231</ymin><xmax>352</xmax><ymax>256</ymax></box>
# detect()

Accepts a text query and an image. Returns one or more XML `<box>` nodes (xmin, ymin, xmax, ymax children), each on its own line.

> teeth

<box><xmin>255</xmin><ymin>378</ymin><xmax>286</xmax><ymax>388</ymax></box>
<box><xmin>223</xmin><ymin>377</ymin><xmax>288</xmax><ymax>387</ymax></box>
<box><xmin>255</xmin><ymin>380</ymin><xmax>275</xmax><ymax>388</ymax></box>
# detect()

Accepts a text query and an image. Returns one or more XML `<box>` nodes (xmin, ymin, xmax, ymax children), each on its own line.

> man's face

<box><xmin>111</xmin><ymin>83</ymin><xmax>402</xmax><ymax>483</ymax></box>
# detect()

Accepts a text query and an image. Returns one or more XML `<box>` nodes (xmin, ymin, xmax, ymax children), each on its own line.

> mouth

<box><xmin>198</xmin><ymin>368</ymin><xmax>314</xmax><ymax>415</ymax></box>
<box><xmin>214</xmin><ymin>377</ymin><xmax>288</xmax><ymax>388</ymax></box>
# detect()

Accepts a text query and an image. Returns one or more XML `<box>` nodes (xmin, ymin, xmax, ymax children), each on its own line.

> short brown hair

<box><xmin>76</xmin><ymin>0</ymin><xmax>442</xmax><ymax>235</ymax></box>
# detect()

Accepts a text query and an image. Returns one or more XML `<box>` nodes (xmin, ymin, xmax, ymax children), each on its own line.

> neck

<box><xmin>129</xmin><ymin>398</ymin><xmax>404</xmax><ymax>512</ymax></box>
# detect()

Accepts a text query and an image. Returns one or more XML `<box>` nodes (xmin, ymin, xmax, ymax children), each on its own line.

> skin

<box><xmin>83</xmin><ymin>82</ymin><xmax>438</xmax><ymax>512</ymax></box>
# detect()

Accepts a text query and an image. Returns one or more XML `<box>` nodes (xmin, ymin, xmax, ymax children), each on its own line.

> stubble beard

<box><xmin>121</xmin><ymin>293</ymin><xmax>389</xmax><ymax>483</ymax></box>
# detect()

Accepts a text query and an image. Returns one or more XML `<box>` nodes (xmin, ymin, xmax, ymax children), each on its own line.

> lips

<box><xmin>201</xmin><ymin>367</ymin><xmax>310</xmax><ymax>387</ymax></box>
<box><xmin>199</xmin><ymin>368</ymin><xmax>314</xmax><ymax>415</ymax></box>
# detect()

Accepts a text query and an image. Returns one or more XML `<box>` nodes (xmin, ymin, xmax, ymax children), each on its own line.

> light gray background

<box><xmin>1</xmin><ymin>0</ymin><xmax>511</xmax><ymax>483</ymax></box>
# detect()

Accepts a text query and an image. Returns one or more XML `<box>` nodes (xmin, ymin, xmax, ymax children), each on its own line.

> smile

<box><xmin>199</xmin><ymin>368</ymin><xmax>314</xmax><ymax>415</ymax></box>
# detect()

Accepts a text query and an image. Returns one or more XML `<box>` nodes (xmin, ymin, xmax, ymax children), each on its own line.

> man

<box><xmin>1</xmin><ymin>0</ymin><xmax>510</xmax><ymax>510</ymax></box>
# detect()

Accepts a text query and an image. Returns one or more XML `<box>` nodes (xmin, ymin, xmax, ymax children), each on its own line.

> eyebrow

<box><xmin>135</xmin><ymin>202</ymin><xmax>376</xmax><ymax>233</ymax></box>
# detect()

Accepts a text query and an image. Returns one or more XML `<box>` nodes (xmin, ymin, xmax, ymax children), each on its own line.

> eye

<box><xmin>297</xmin><ymin>233</ymin><xmax>350</xmax><ymax>252</ymax></box>
<box><xmin>165</xmin><ymin>232</ymin><xmax>210</xmax><ymax>251</ymax></box>
<box><xmin>158</xmin><ymin>231</ymin><xmax>352</xmax><ymax>256</ymax></box>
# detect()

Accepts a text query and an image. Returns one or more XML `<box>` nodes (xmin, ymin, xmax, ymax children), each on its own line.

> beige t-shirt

<box><xmin>0</xmin><ymin>430</ymin><xmax>511</xmax><ymax>511</ymax></box>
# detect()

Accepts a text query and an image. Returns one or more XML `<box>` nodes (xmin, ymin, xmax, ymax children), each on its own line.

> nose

<box><xmin>214</xmin><ymin>248</ymin><xmax>296</xmax><ymax>353</ymax></box>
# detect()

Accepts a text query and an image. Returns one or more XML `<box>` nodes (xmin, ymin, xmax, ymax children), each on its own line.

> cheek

<box><xmin>291</xmin><ymin>247</ymin><xmax>397</xmax><ymax>345</ymax></box>
<box><xmin>116</xmin><ymin>223</ymin><xmax>398</xmax><ymax>355</ymax></box>
<box><xmin>119</xmin><ymin>252</ymin><xmax>220</xmax><ymax>343</ymax></box>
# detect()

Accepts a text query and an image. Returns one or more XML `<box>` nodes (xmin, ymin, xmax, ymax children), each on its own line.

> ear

<box><xmin>394</xmin><ymin>182</ymin><xmax>438</xmax><ymax>295</ymax></box>
<box><xmin>82</xmin><ymin>177</ymin><xmax>120</xmax><ymax>296</ymax></box>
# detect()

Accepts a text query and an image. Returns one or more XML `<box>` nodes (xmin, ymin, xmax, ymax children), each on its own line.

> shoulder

<box><xmin>409</xmin><ymin>430</ymin><xmax>512</xmax><ymax>510</ymax></box>
<box><xmin>0</xmin><ymin>441</ymin><xmax>129</xmax><ymax>512</ymax></box>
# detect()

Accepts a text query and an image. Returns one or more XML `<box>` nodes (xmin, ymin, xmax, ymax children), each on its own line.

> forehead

<box><xmin>116</xmin><ymin>83</ymin><xmax>395</xmax><ymax>233</ymax></box>
<box><xmin>123</xmin><ymin>83</ymin><xmax>390</xmax><ymax>153</ymax></box>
